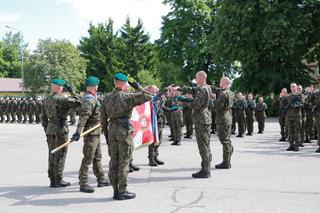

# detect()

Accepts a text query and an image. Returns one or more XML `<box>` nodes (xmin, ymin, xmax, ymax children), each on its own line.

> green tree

<box><xmin>157</xmin><ymin>0</ymin><xmax>215</xmax><ymax>83</ymax></box>
<box><xmin>79</xmin><ymin>20</ymin><xmax>121</xmax><ymax>92</ymax></box>
<box><xmin>211</xmin><ymin>0</ymin><xmax>320</xmax><ymax>94</ymax></box>
<box><xmin>25</xmin><ymin>39</ymin><xmax>86</xmax><ymax>94</ymax></box>
<box><xmin>0</xmin><ymin>41</ymin><xmax>10</xmax><ymax>77</ymax></box>
<box><xmin>1</xmin><ymin>32</ymin><xmax>28</xmax><ymax>78</ymax></box>
<box><xmin>118</xmin><ymin>17</ymin><xmax>155</xmax><ymax>80</ymax></box>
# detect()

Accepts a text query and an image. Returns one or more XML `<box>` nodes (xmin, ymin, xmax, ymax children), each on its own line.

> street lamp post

<box><xmin>5</xmin><ymin>25</ymin><xmax>24</xmax><ymax>95</ymax></box>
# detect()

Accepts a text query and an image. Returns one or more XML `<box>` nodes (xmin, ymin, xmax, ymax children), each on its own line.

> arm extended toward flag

<box><xmin>50</xmin><ymin>124</ymin><xmax>101</xmax><ymax>154</ymax></box>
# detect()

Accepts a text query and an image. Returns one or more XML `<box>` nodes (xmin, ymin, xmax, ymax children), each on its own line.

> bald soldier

<box><xmin>71</xmin><ymin>76</ymin><xmax>110</xmax><ymax>193</ymax></box>
<box><xmin>179</xmin><ymin>71</ymin><xmax>212</xmax><ymax>178</ymax></box>
<box><xmin>41</xmin><ymin>79</ymin><xmax>81</xmax><ymax>187</ymax></box>
<box><xmin>215</xmin><ymin>77</ymin><xmax>234</xmax><ymax>169</ymax></box>
<box><xmin>101</xmin><ymin>73</ymin><xmax>152</xmax><ymax>200</ymax></box>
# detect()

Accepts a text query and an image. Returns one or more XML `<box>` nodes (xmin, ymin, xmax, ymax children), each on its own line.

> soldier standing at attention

<box><xmin>304</xmin><ymin>86</ymin><xmax>314</xmax><ymax>144</ymax></box>
<box><xmin>278</xmin><ymin>88</ymin><xmax>288</xmax><ymax>141</ymax></box>
<box><xmin>179</xmin><ymin>71</ymin><xmax>212</xmax><ymax>178</ymax></box>
<box><xmin>41</xmin><ymin>79</ymin><xmax>81</xmax><ymax>187</ymax></box>
<box><xmin>71</xmin><ymin>76</ymin><xmax>110</xmax><ymax>193</ymax></box>
<box><xmin>0</xmin><ymin>97</ymin><xmax>4</xmax><ymax>123</ymax></box>
<box><xmin>215</xmin><ymin>77</ymin><xmax>234</xmax><ymax>169</ymax></box>
<box><xmin>255</xmin><ymin>97</ymin><xmax>267</xmax><ymax>134</ymax></box>
<box><xmin>234</xmin><ymin>92</ymin><xmax>247</xmax><ymax>137</ymax></box>
<box><xmin>245</xmin><ymin>93</ymin><xmax>256</xmax><ymax>136</ymax></box>
<box><xmin>286</xmin><ymin>83</ymin><xmax>304</xmax><ymax>152</ymax></box>
<box><xmin>102</xmin><ymin>72</ymin><xmax>152</xmax><ymax>200</ymax></box>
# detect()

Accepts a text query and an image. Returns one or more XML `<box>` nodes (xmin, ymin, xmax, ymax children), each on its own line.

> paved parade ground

<box><xmin>0</xmin><ymin>118</ymin><xmax>319</xmax><ymax>213</ymax></box>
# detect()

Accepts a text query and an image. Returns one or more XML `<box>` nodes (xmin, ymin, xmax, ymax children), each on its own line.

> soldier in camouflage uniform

<box><xmin>41</xmin><ymin>79</ymin><xmax>81</xmax><ymax>187</ymax></box>
<box><xmin>179</xmin><ymin>71</ymin><xmax>212</xmax><ymax>178</ymax></box>
<box><xmin>101</xmin><ymin>73</ymin><xmax>152</xmax><ymax>200</ymax></box>
<box><xmin>35</xmin><ymin>98</ymin><xmax>42</xmax><ymax>123</ymax></box>
<box><xmin>21</xmin><ymin>98</ymin><xmax>28</xmax><ymax>123</ymax></box>
<box><xmin>5</xmin><ymin>98</ymin><xmax>11</xmax><ymax>122</ymax></box>
<box><xmin>298</xmin><ymin>85</ymin><xmax>306</xmax><ymax>147</ymax></box>
<box><xmin>304</xmin><ymin>86</ymin><xmax>314</xmax><ymax>144</ymax></box>
<box><xmin>310</xmin><ymin>87</ymin><xmax>320</xmax><ymax>153</ymax></box>
<box><xmin>234</xmin><ymin>93</ymin><xmax>247</xmax><ymax>137</ymax></box>
<box><xmin>246</xmin><ymin>93</ymin><xmax>256</xmax><ymax>136</ymax></box>
<box><xmin>170</xmin><ymin>88</ymin><xmax>183</xmax><ymax>146</ymax></box>
<box><xmin>278</xmin><ymin>88</ymin><xmax>288</xmax><ymax>141</ymax></box>
<box><xmin>16</xmin><ymin>98</ymin><xmax>22</xmax><ymax>123</ymax></box>
<box><xmin>10</xmin><ymin>97</ymin><xmax>17</xmax><ymax>123</ymax></box>
<box><xmin>0</xmin><ymin>97</ymin><xmax>4</xmax><ymax>123</ymax></box>
<box><xmin>215</xmin><ymin>77</ymin><xmax>234</xmax><ymax>169</ymax></box>
<box><xmin>28</xmin><ymin>97</ymin><xmax>36</xmax><ymax>123</ymax></box>
<box><xmin>255</xmin><ymin>97</ymin><xmax>267</xmax><ymax>134</ymax></box>
<box><xmin>146</xmin><ymin>85</ymin><xmax>165</xmax><ymax>167</ymax></box>
<box><xmin>231</xmin><ymin>100</ymin><xmax>237</xmax><ymax>135</ymax></box>
<box><xmin>183</xmin><ymin>93</ymin><xmax>194</xmax><ymax>138</ymax></box>
<box><xmin>286</xmin><ymin>83</ymin><xmax>304</xmax><ymax>152</ymax></box>
<box><xmin>71</xmin><ymin>77</ymin><xmax>110</xmax><ymax>193</ymax></box>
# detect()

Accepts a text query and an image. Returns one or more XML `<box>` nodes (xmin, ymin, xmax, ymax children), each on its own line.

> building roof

<box><xmin>0</xmin><ymin>78</ymin><xmax>24</xmax><ymax>92</ymax></box>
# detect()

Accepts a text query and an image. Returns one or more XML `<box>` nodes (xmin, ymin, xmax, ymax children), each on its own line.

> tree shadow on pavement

<box><xmin>0</xmin><ymin>185</ymin><xmax>113</xmax><ymax>206</ymax></box>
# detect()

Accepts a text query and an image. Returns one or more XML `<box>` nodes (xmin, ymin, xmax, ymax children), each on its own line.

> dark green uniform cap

<box><xmin>85</xmin><ymin>76</ymin><xmax>100</xmax><ymax>86</ymax></box>
<box><xmin>51</xmin><ymin>79</ymin><xmax>66</xmax><ymax>86</ymax></box>
<box><xmin>114</xmin><ymin>72</ymin><xmax>128</xmax><ymax>82</ymax></box>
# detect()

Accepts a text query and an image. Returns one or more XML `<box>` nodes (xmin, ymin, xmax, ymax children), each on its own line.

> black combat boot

<box><xmin>171</xmin><ymin>140</ymin><xmax>181</xmax><ymax>146</ymax></box>
<box><xmin>299</xmin><ymin>144</ymin><xmax>304</xmax><ymax>147</ymax></box>
<box><xmin>316</xmin><ymin>147</ymin><xmax>320</xmax><ymax>153</ymax></box>
<box><xmin>286</xmin><ymin>145</ymin><xmax>294</xmax><ymax>151</ymax></box>
<box><xmin>192</xmin><ymin>170</ymin><xmax>211</xmax><ymax>178</ymax></box>
<box><xmin>304</xmin><ymin>139</ymin><xmax>311</xmax><ymax>143</ymax></box>
<box><xmin>80</xmin><ymin>184</ymin><xmax>95</xmax><ymax>193</ymax></box>
<box><xmin>215</xmin><ymin>162</ymin><xmax>231</xmax><ymax>169</ymax></box>
<box><xmin>51</xmin><ymin>180</ymin><xmax>71</xmax><ymax>188</ymax></box>
<box><xmin>184</xmin><ymin>135</ymin><xmax>192</xmax><ymax>139</ymax></box>
<box><xmin>129</xmin><ymin>162</ymin><xmax>140</xmax><ymax>171</ymax></box>
<box><xmin>113</xmin><ymin>190</ymin><xmax>118</xmax><ymax>199</ymax></box>
<box><xmin>149</xmin><ymin>158</ymin><xmax>158</xmax><ymax>167</ymax></box>
<box><xmin>293</xmin><ymin>145</ymin><xmax>299</xmax><ymax>152</ymax></box>
<box><xmin>129</xmin><ymin>167</ymin><xmax>134</xmax><ymax>173</ymax></box>
<box><xmin>236</xmin><ymin>134</ymin><xmax>243</xmax><ymax>138</ymax></box>
<box><xmin>155</xmin><ymin>157</ymin><xmax>164</xmax><ymax>165</ymax></box>
<box><xmin>97</xmin><ymin>180</ymin><xmax>111</xmax><ymax>187</ymax></box>
<box><xmin>279</xmin><ymin>137</ymin><xmax>286</xmax><ymax>142</ymax></box>
<box><xmin>169</xmin><ymin>138</ymin><xmax>174</xmax><ymax>141</ymax></box>
<box><xmin>116</xmin><ymin>191</ymin><xmax>136</xmax><ymax>200</ymax></box>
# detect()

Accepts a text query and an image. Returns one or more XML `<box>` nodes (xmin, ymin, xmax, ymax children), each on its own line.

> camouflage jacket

<box><xmin>41</xmin><ymin>92</ymin><xmax>81</xmax><ymax>135</ymax></box>
<box><xmin>215</xmin><ymin>88</ymin><xmax>233</xmax><ymax>125</ymax></box>
<box><xmin>101</xmin><ymin>88</ymin><xmax>152</xmax><ymax>137</ymax></box>
<box><xmin>286</xmin><ymin>93</ymin><xmax>303</xmax><ymax>119</ymax></box>
<box><xmin>278</xmin><ymin>96</ymin><xmax>288</xmax><ymax>115</ymax></box>
<box><xmin>76</xmin><ymin>93</ymin><xmax>101</xmax><ymax>136</ymax></box>
<box><xmin>311</xmin><ymin>90</ymin><xmax>320</xmax><ymax>115</ymax></box>
<box><xmin>186</xmin><ymin>84</ymin><xmax>212</xmax><ymax>125</ymax></box>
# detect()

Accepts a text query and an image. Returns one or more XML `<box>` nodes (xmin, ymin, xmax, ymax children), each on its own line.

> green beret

<box><xmin>114</xmin><ymin>72</ymin><xmax>128</xmax><ymax>82</ymax></box>
<box><xmin>51</xmin><ymin>79</ymin><xmax>66</xmax><ymax>86</ymax></box>
<box><xmin>85</xmin><ymin>76</ymin><xmax>100</xmax><ymax>86</ymax></box>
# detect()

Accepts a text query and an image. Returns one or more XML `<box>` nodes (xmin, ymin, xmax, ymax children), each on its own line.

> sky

<box><xmin>0</xmin><ymin>0</ymin><xmax>170</xmax><ymax>50</ymax></box>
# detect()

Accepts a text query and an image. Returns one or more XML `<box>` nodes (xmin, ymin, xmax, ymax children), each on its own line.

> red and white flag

<box><xmin>130</xmin><ymin>101</ymin><xmax>154</xmax><ymax>149</ymax></box>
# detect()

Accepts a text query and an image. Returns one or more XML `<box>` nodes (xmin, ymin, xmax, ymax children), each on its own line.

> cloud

<box><xmin>60</xmin><ymin>0</ymin><xmax>170</xmax><ymax>40</ymax></box>
<box><xmin>0</xmin><ymin>13</ymin><xmax>21</xmax><ymax>24</ymax></box>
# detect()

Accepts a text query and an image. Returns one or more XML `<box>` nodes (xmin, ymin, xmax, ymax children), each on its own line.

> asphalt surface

<box><xmin>0</xmin><ymin>118</ymin><xmax>319</xmax><ymax>213</ymax></box>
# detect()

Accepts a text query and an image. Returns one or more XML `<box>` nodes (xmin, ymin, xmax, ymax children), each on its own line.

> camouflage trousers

<box><xmin>314</xmin><ymin>113</ymin><xmax>320</xmax><ymax>147</ymax></box>
<box><xmin>108</xmin><ymin>125</ymin><xmax>134</xmax><ymax>193</ymax></box>
<box><xmin>217</xmin><ymin>123</ymin><xmax>233</xmax><ymax>163</ymax></box>
<box><xmin>5</xmin><ymin>112</ymin><xmax>11</xmax><ymax>121</ymax></box>
<box><xmin>255</xmin><ymin>113</ymin><xmax>265</xmax><ymax>132</ymax></box>
<box><xmin>194</xmin><ymin>123</ymin><xmax>212</xmax><ymax>173</ymax></box>
<box><xmin>286</xmin><ymin>117</ymin><xmax>301</xmax><ymax>147</ymax></box>
<box><xmin>300</xmin><ymin>116</ymin><xmax>306</xmax><ymax>145</ymax></box>
<box><xmin>236</xmin><ymin>111</ymin><xmax>246</xmax><ymax>136</ymax></box>
<box><xmin>211</xmin><ymin>111</ymin><xmax>216</xmax><ymax>133</ymax></box>
<box><xmin>183</xmin><ymin>112</ymin><xmax>193</xmax><ymax>136</ymax></box>
<box><xmin>231</xmin><ymin>113</ymin><xmax>236</xmax><ymax>134</ymax></box>
<box><xmin>16</xmin><ymin>111</ymin><xmax>22</xmax><ymax>122</ymax></box>
<box><xmin>28</xmin><ymin>113</ymin><xmax>34</xmax><ymax>123</ymax></box>
<box><xmin>171</xmin><ymin>111</ymin><xmax>183</xmax><ymax>141</ymax></box>
<box><xmin>278</xmin><ymin>113</ymin><xmax>287</xmax><ymax>138</ymax></box>
<box><xmin>46</xmin><ymin>134</ymin><xmax>68</xmax><ymax>183</ymax></box>
<box><xmin>10</xmin><ymin>111</ymin><xmax>16</xmax><ymax>121</ymax></box>
<box><xmin>0</xmin><ymin>113</ymin><xmax>4</xmax><ymax>122</ymax></box>
<box><xmin>79</xmin><ymin>135</ymin><xmax>105</xmax><ymax>185</ymax></box>
<box><xmin>305</xmin><ymin>111</ymin><xmax>314</xmax><ymax>141</ymax></box>
<box><xmin>148</xmin><ymin>127</ymin><xmax>162</xmax><ymax>160</ymax></box>
<box><xmin>246</xmin><ymin>112</ymin><xmax>254</xmax><ymax>134</ymax></box>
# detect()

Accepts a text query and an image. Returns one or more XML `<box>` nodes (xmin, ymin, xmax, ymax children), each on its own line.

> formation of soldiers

<box><xmin>0</xmin><ymin>97</ymin><xmax>42</xmax><ymax>123</ymax></box>
<box><xmin>278</xmin><ymin>83</ymin><xmax>320</xmax><ymax>153</ymax></box>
